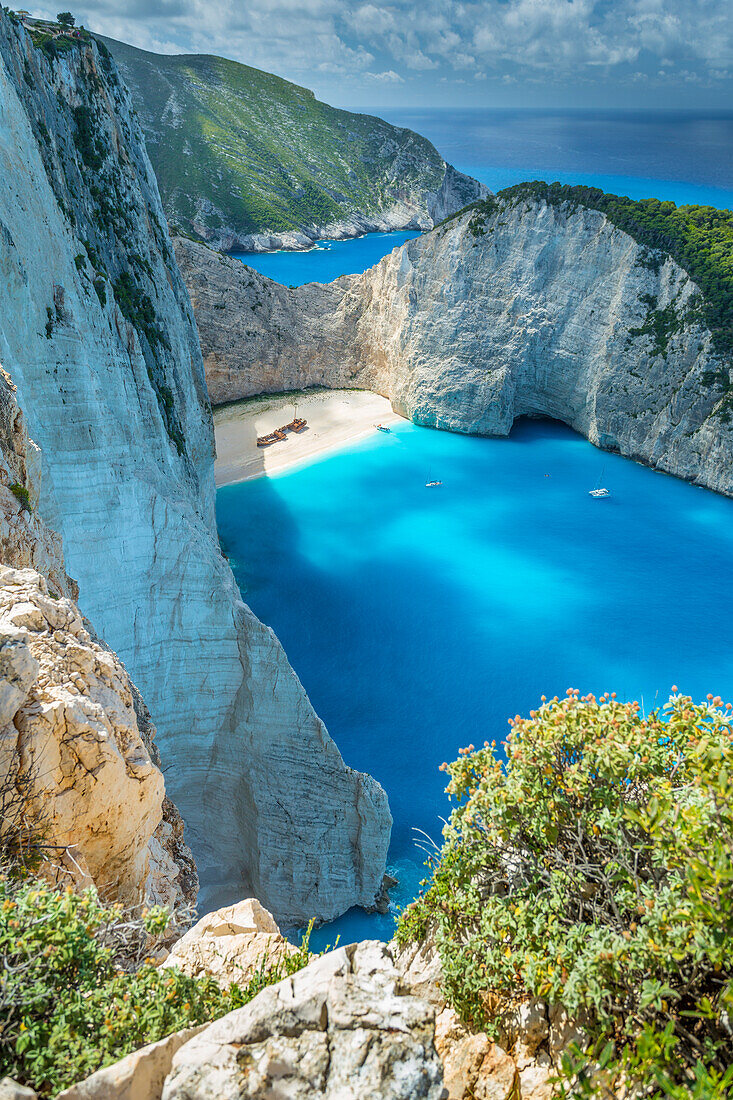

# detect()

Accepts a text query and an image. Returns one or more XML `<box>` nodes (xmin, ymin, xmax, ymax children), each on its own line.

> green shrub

<box><xmin>8</xmin><ymin>483</ymin><xmax>31</xmax><ymax>511</ymax></box>
<box><xmin>397</xmin><ymin>690</ymin><xmax>733</xmax><ymax>1095</ymax></box>
<box><xmin>0</xmin><ymin>879</ymin><xmax>313</xmax><ymax>1096</ymax></box>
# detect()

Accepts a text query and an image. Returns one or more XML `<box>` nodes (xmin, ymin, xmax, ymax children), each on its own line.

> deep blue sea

<box><xmin>218</xmin><ymin>110</ymin><xmax>733</xmax><ymax>948</ymax></box>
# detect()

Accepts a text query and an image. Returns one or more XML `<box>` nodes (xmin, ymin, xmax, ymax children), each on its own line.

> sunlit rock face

<box><xmin>0</xmin><ymin>10</ymin><xmax>390</xmax><ymax>928</ymax></box>
<box><xmin>177</xmin><ymin>198</ymin><xmax>732</xmax><ymax>496</ymax></box>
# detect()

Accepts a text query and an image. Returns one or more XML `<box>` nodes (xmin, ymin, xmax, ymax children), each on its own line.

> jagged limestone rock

<box><xmin>161</xmin><ymin>897</ymin><xmax>297</xmax><ymax>988</ymax></box>
<box><xmin>0</xmin><ymin>564</ymin><xmax>186</xmax><ymax>906</ymax></box>
<box><xmin>0</xmin><ymin>8</ymin><xmax>390</xmax><ymax>928</ymax></box>
<box><xmin>161</xmin><ymin>941</ymin><xmax>445</xmax><ymax>1099</ymax></box>
<box><xmin>176</xmin><ymin>195</ymin><xmax>733</xmax><ymax>496</ymax></box>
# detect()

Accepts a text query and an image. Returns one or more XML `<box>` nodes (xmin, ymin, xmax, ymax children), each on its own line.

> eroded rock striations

<box><xmin>177</xmin><ymin>194</ymin><xmax>733</xmax><ymax>495</ymax></box>
<box><xmin>0</xmin><ymin>10</ymin><xmax>390</xmax><ymax>927</ymax></box>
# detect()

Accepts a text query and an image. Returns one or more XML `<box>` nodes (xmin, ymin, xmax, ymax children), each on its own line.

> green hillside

<box><xmin>101</xmin><ymin>37</ymin><xmax>466</xmax><ymax>246</ymax></box>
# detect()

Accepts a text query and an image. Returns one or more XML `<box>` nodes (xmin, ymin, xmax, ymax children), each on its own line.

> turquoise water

<box><xmin>217</xmin><ymin>419</ymin><xmax>733</xmax><ymax>949</ymax></box>
<box><xmin>230</xmin><ymin>230</ymin><xmax>421</xmax><ymax>287</ymax></box>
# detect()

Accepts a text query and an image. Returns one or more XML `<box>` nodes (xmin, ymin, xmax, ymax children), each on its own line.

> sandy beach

<box><xmin>213</xmin><ymin>389</ymin><xmax>404</xmax><ymax>485</ymax></box>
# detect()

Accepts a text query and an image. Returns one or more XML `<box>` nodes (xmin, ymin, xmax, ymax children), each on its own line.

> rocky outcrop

<box><xmin>177</xmin><ymin>195</ymin><xmax>733</xmax><ymax>496</ymax></box>
<box><xmin>0</xmin><ymin>564</ymin><xmax>189</xmax><ymax>907</ymax></box>
<box><xmin>393</xmin><ymin>937</ymin><xmax>584</xmax><ymax>1100</ymax></box>
<box><xmin>0</xmin><ymin>10</ymin><xmax>390</xmax><ymax>928</ymax></box>
<box><xmin>54</xmin><ymin>941</ymin><xmax>444</xmax><ymax>1099</ymax></box>
<box><xmin>161</xmin><ymin>897</ymin><xmax>297</xmax><ymax>987</ymax></box>
<box><xmin>162</xmin><ymin>940</ymin><xmax>444</xmax><ymax>1099</ymax></box>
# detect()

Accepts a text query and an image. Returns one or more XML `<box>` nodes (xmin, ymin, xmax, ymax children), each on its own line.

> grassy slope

<box><xmin>101</xmin><ymin>37</ymin><xmax>447</xmax><ymax>239</ymax></box>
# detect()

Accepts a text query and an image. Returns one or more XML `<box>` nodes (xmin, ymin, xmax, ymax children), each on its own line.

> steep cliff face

<box><xmin>177</xmin><ymin>195</ymin><xmax>732</xmax><ymax>495</ymax></box>
<box><xmin>0</xmin><ymin>366</ymin><xmax>192</xmax><ymax>908</ymax></box>
<box><xmin>0</xmin><ymin>11</ymin><xmax>390</xmax><ymax>927</ymax></box>
<box><xmin>101</xmin><ymin>35</ymin><xmax>487</xmax><ymax>252</ymax></box>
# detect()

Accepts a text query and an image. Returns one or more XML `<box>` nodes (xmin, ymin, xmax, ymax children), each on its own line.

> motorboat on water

<box><xmin>426</xmin><ymin>480</ymin><xmax>443</xmax><ymax>488</ymax></box>
<box><xmin>376</xmin><ymin>424</ymin><xmax>391</xmax><ymax>433</ymax></box>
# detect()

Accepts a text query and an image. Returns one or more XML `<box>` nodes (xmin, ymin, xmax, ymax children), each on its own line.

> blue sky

<box><xmin>33</xmin><ymin>0</ymin><xmax>733</xmax><ymax>108</ymax></box>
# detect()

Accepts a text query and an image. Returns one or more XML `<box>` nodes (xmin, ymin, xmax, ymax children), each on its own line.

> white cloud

<box><xmin>363</xmin><ymin>68</ymin><xmax>405</xmax><ymax>81</ymax></box>
<box><xmin>37</xmin><ymin>0</ymin><xmax>732</xmax><ymax>95</ymax></box>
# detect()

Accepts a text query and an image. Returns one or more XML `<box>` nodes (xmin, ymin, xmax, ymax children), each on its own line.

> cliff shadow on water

<box><xmin>216</xmin><ymin>412</ymin><xmax>733</xmax><ymax>943</ymax></box>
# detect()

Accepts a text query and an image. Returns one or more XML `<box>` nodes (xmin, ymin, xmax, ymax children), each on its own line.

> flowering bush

<box><xmin>0</xmin><ymin>880</ymin><xmax>312</xmax><ymax>1095</ymax></box>
<box><xmin>396</xmin><ymin>690</ymin><xmax>733</xmax><ymax>1095</ymax></box>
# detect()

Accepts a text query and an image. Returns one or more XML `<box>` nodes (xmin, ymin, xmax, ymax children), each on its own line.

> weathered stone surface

<box><xmin>0</xmin><ymin>1079</ymin><xmax>37</xmax><ymax>1100</ymax></box>
<box><xmin>161</xmin><ymin>897</ymin><xmax>297</xmax><ymax>987</ymax></box>
<box><xmin>518</xmin><ymin>1063</ymin><xmax>554</xmax><ymax>1100</ymax></box>
<box><xmin>56</xmin><ymin>1026</ymin><xmax>206</xmax><ymax>1100</ymax></box>
<box><xmin>435</xmin><ymin>1007</ymin><xmax>492</xmax><ymax>1100</ymax></box>
<box><xmin>162</xmin><ymin>941</ymin><xmax>445</xmax><ymax>1099</ymax></box>
<box><xmin>0</xmin><ymin>565</ymin><xmax>186</xmax><ymax>906</ymax></box>
<box><xmin>0</xmin><ymin>8</ymin><xmax>390</xmax><ymax>928</ymax></box>
<box><xmin>178</xmin><ymin>197</ymin><xmax>733</xmax><ymax>497</ymax></box>
<box><xmin>391</xmin><ymin>928</ymin><xmax>445</xmax><ymax>1007</ymax></box>
<box><xmin>474</xmin><ymin>1044</ymin><xmax>518</xmax><ymax>1100</ymax></box>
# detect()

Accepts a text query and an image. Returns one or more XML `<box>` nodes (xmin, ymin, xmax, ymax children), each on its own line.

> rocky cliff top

<box><xmin>176</xmin><ymin>189</ymin><xmax>733</xmax><ymax>496</ymax></box>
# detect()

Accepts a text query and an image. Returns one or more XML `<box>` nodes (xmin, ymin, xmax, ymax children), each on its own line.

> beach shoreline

<box><xmin>213</xmin><ymin>389</ymin><xmax>404</xmax><ymax>486</ymax></box>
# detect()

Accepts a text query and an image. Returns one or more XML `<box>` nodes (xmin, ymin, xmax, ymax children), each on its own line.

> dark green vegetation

<box><xmin>397</xmin><ymin>692</ymin><xmax>733</xmax><ymax>1097</ymax></box>
<box><xmin>0</xmin><ymin>880</ymin><xmax>313</xmax><ymax>1095</ymax></box>
<box><xmin>100</xmin><ymin>36</ymin><xmax>453</xmax><ymax>242</ymax></box>
<box><xmin>496</xmin><ymin>183</ymin><xmax>733</xmax><ymax>357</ymax></box>
<box><xmin>8</xmin><ymin>482</ymin><xmax>30</xmax><ymax>510</ymax></box>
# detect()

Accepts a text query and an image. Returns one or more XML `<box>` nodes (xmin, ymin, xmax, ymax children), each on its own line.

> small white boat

<box><xmin>426</xmin><ymin>480</ymin><xmax>443</xmax><ymax>488</ymax></box>
<box><xmin>589</xmin><ymin>465</ymin><xmax>609</xmax><ymax>497</ymax></box>
<box><xmin>375</xmin><ymin>424</ymin><xmax>391</xmax><ymax>433</ymax></box>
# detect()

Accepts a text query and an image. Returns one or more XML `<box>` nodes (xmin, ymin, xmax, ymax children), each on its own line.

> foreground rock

<box><xmin>161</xmin><ymin>897</ymin><xmax>297</xmax><ymax>987</ymax></box>
<box><xmin>0</xmin><ymin>565</ymin><xmax>189</xmax><ymax>907</ymax></box>
<box><xmin>0</xmin><ymin>8</ymin><xmax>390</xmax><ymax>927</ymax></box>
<box><xmin>58</xmin><ymin>941</ymin><xmax>444</xmax><ymax>1099</ymax></box>
<box><xmin>177</xmin><ymin>194</ymin><xmax>733</xmax><ymax>496</ymax></box>
<box><xmin>394</xmin><ymin>936</ymin><xmax>585</xmax><ymax>1099</ymax></box>
<box><xmin>162</xmin><ymin>941</ymin><xmax>444</xmax><ymax>1099</ymax></box>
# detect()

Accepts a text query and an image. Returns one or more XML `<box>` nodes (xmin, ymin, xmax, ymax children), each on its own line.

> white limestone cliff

<box><xmin>176</xmin><ymin>196</ymin><xmax>733</xmax><ymax>496</ymax></box>
<box><xmin>0</xmin><ymin>11</ymin><xmax>390</xmax><ymax>928</ymax></box>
